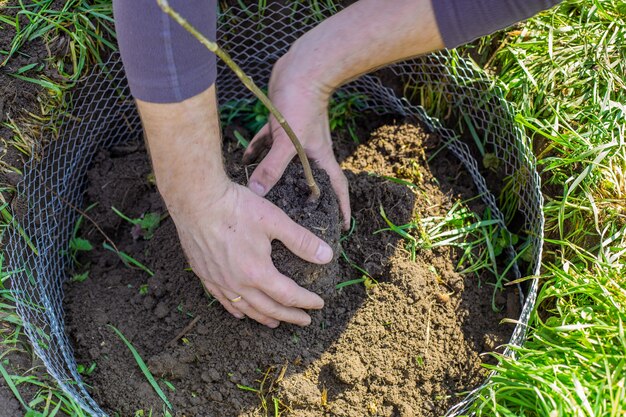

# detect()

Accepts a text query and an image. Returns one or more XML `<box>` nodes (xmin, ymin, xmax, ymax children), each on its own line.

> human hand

<box><xmin>168</xmin><ymin>179</ymin><xmax>333</xmax><ymax>328</ymax></box>
<box><xmin>137</xmin><ymin>85</ymin><xmax>333</xmax><ymax>328</ymax></box>
<box><xmin>242</xmin><ymin>56</ymin><xmax>351</xmax><ymax>229</ymax></box>
<box><xmin>244</xmin><ymin>0</ymin><xmax>445</xmax><ymax>226</ymax></box>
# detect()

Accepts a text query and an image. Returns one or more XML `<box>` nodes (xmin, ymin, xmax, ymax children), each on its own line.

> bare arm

<box><xmin>138</xmin><ymin>86</ymin><xmax>332</xmax><ymax>328</ymax></box>
<box><xmin>281</xmin><ymin>0</ymin><xmax>444</xmax><ymax>98</ymax></box>
<box><xmin>245</xmin><ymin>0</ymin><xmax>443</xmax><ymax>221</ymax></box>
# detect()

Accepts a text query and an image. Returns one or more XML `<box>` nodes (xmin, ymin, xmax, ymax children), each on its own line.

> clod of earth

<box><xmin>232</xmin><ymin>159</ymin><xmax>342</xmax><ymax>299</ymax></box>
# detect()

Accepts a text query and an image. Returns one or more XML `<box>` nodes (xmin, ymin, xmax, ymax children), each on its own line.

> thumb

<box><xmin>270</xmin><ymin>207</ymin><xmax>334</xmax><ymax>264</ymax></box>
<box><xmin>248</xmin><ymin>137</ymin><xmax>296</xmax><ymax>197</ymax></box>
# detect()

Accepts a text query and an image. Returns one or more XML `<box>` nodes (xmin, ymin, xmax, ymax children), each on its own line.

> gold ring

<box><xmin>230</xmin><ymin>296</ymin><xmax>243</xmax><ymax>303</ymax></box>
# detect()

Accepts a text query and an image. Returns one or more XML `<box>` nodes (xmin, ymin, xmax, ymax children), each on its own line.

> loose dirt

<box><xmin>64</xmin><ymin>120</ymin><xmax>515</xmax><ymax>417</ymax></box>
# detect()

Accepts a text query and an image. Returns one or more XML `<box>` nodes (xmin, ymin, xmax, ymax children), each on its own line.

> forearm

<box><xmin>137</xmin><ymin>85</ymin><xmax>229</xmax><ymax>215</ymax></box>
<box><xmin>279</xmin><ymin>0</ymin><xmax>444</xmax><ymax>98</ymax></box>
<box><xmin>278</xmin><ymin>0</ymin><xmax>562</xmax><ymax>96</ymax></box>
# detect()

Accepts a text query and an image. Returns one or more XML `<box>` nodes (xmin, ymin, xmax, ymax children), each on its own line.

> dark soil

<box><xmin>234</xmin><ymin>160</ymin><xmax>342</xmax><ymax>298</ymax></box>
<box><xmin>0</xmin><ymin>1</ymin><xmax>47</xmax><ymax>188</ymax></box>
<box><xmin>64</xmin><ymin>119</ymin><xmax>516</xmax><ymax>417</ymax></box>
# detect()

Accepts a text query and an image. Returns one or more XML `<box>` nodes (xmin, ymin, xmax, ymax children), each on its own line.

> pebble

<box><xmin>206</xmin><ymin>368</ymin><xmax>221</xmax><ymax>382</ymax></box>
<box><xmin>208</xmin><ymin>390</ymin><xmax>223</xmax><ymax>402</ymax></box>
<box><xmin>154</xmin><ymin>301</ymin><xmax>169</xmax><ymax>319</ymax></box>
<box><xmin>142</xmin><ymin>295</ymin><xmax>156</xmax><ymax>310</ymax></box>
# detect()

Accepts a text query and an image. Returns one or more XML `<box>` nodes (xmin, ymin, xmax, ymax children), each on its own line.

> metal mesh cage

<box><xmin>6</xmin><ymin>3</ymin><xmax>544</xmax><ymax>416</ymax></box>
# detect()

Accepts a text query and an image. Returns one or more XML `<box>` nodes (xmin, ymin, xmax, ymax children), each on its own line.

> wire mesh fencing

<box><xmin>6</xmin><ymin>3</ymin><xmax>544</xmax><ymax>416</ymax></box>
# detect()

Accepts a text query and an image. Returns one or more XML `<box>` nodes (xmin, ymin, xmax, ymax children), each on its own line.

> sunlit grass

<box><xmin>463</xmin><ymin>0</ymin><xmax>626</xmax><ymax>415</ymax></box>
<box><xmin>474</xmin><ymin>263</ymin><xmax>626</xmax><ymax>416</ymax></box>
<box><xmin>0</xmin><ymin>0</ymin><xmax>624</xmax><ymax>415</ymax></box>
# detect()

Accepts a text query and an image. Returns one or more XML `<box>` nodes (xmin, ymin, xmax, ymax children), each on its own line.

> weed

<box><xmin>109</xmin><ymin>325</ymin><xmax>173</xmax><ymax>411</ymax></box>
<box><xmin>1</xmin><ymin>0</ymin><xmax>115</xmax><ymax>81</ymax></box>
<box><xmin>102</xmin><ymin>242</ymin><xmax>154</xmax><ymax>277</ymax></box>
<box><xmin>70</xmin><ymin>271</ymin><xmax>89</xmax><ymax>283</ymax></box>
<box><xmin>66</xmin><ymin>202</ymin><xmax>97</xmax><ymax>265</ymax></box>
<box><xmin>328</xmin><ymin>91</ymin><xmax>367</xmax><ymax>143</ymax></box>
<box><xmin>111</xmin><ymin>206</ymin><xmax>163</xmax><ymax>240</ymax></box>
<box><xmin>376</xmin><ymin>197</ymin><xmax>525</xmax><ymax>310</ymax></box>
<box><xmin>76</xmin><ymin>362</ymin><xmax>96</xmax><ymax>376</ymax></box>
<box><xmin>236</xmin><ymin>365</ymin><xmax>291</xmax><ymax>416</ymax></box>
<box><xmin>139</xmin><ymin>284</ymin><xmax>149</xmax><ymax>295</ymax></box>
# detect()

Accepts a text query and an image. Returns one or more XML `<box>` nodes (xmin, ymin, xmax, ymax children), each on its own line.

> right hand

<box><xmin>242</xmin><ymin>54</ymin><xmax>351</xmax><ymax>229</ymax></box>
<box><xmin>167</xmin><ymin>178</ymin><xmax>333</xmax><ymax>328</ymax></box>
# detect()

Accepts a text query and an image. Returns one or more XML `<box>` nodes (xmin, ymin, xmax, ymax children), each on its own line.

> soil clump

<box><xmin>231</xmin><ymin>159</ymin><xmax>342</xmax><ymax>298</ymax></box>
<box><xmin>64</xmin><ymin>120</ymin><xmax>514</xmax><ymax>417</ymax></box>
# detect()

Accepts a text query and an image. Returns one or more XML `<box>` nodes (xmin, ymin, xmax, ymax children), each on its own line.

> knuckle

<box><xmin>275</xmin><ymin>286</ymin><xmax>298</xmax><ymax>307</ymax></box>
<box><xmin>285</xmin><ymin>296</ymin><xmax>299</xmax><ymax>309</ymax></box>
<box><xmin>260</xmin><ymin>316</ymin><xmax>279</xmax><ymax>327</ymax></box>
<box><xmin>259</xmin><ymin>165</ymin><xmax>281</xmax><ymax>185</ymax></box>
<box><xmin>242</xmin><ymin>266</ymin><xmax>262</xmax><ymax>284</ymax></box>
<box><xmin>298</xmin><ymin>232</ymin><xmax>317</xmax><ymax>255</ymax></box>
<box><xmin>250</xmin><ymin>271</ymin><xmax>268</xmax><ymax>288</ymax></box>
<box><xmin>261</xmin><ymin>305</ymin><xmax>280</xmax><ymax>319</ymax></box>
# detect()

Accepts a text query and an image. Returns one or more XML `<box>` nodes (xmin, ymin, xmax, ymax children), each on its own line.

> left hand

<box><xmin>242</xmin><ymin>55</ymin><xmax>351</xmax><ymax>229</ymax></box>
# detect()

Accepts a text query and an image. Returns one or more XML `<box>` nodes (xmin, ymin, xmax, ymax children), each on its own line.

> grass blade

<box><xmin>109</xmin><ymin>325</ymin><xmax>172</xmax><ymax>410</ymax></box>
<box><xmin>0</xmin><ymin>361</ymin><xmax>30</xmax><ymax>412</ymax></box>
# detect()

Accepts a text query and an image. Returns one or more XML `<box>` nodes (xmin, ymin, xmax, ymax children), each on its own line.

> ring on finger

<box><xmin>230</xmin><ymin>295</ymin><xmax>243</xmax><ymax>303</ymax></box>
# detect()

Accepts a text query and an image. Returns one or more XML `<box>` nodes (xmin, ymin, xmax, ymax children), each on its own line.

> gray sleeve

<box><xmin>432</xmin><ymin>0</ymin><xmax>562</xmax><ymax>49</ymax></box>
<box><xmin>113</xmin><ymin>0</ymin><xmax>217</xmax><ymax>103</ymax></box>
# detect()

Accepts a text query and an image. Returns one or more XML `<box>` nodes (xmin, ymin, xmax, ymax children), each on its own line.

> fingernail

<box><xmin>249</xmin><ymin>180</ymin><xmax>265</xmax><ymax>196</ymax></box>
<box><xmin>315</xmin><ymin>243</ymin><xmax>333</xmax><ymax>263</ymax></box>
<box><xmin>234</xmin><ymin>313</ymin><xmax>244</xmax><ymax>319</ymax></box>
<box><xmin>267</xmin><ymin>321</ymin><xmax>280</xmax><ymax>328</ymax></box>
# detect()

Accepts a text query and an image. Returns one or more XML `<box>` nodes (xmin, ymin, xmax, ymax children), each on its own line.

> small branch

<box><xmin>156</xmin><ymin>0</ymin><xmax>320</xmax><ymax>201</ymax></box>
<box><xmin>44</xmin><ymin>184</ymin><xmax>120</xmax><ymax>254</ymax></box>
<box><xmin>166</xmin><ymin>315</ymin><xmax>201</xmax><ymax>348</ymax></box>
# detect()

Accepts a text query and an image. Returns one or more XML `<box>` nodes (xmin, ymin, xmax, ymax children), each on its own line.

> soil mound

<box><xmin>65</xmin><ymin>120</ymin><xmax>513</xmax><ymax>416</ymax></box>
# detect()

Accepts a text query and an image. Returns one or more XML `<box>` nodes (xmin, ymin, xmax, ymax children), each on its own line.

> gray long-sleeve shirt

<box><xmin>113</xmin><ymin>0</ymin><xmax>562</xmax><ymax>103</ymax></box>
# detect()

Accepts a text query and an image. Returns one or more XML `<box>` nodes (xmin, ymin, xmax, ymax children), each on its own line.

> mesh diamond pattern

<box><xmin>6</xmin><ymin>3</ymin><xmax>544</xmax><ymax>416</ymax></box>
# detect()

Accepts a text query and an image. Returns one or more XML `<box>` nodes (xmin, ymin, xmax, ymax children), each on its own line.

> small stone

<box><xmin>449</xmin><ymin>277</ymin><xmax>464</xmax><ymax>293</ymax></box>
<box><xmin>436</xmin><ymin>293</ymin><xmax>450</xmax><ymax>303</ymax></box>
<box><xmin>332</xmin><ymin>355</ymin><xmax>367</xmax><ymax>385</ymax></box>
<box><xmin>143</xmin><ymin>295</ymin><xmax>156</xmax><ymax>310</ymax></box>
<box><xmin>208</xmin><ymin>390</ymin><xmax>223</xmax><ymax>402</ymax></box>
<box><xmin>154</xmin><ymin>302</ymin><xmax>169</xmax><ymax>319</ymax></box>
<box><xmin>280</xmin><ymin>375</ymin><xmax>321</xmax><ymax>406</ymax></box>
<box><xmin>207</xmin><ymin>368</ymin><xmax>221</xmax><ymax>382</ymax></box>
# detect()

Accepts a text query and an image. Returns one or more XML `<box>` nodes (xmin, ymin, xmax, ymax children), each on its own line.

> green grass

<box><xmin>109</xmin><ymin>325</ymin><xmax>173</xmax><ymax>411</ymax></box>
<box><xmin>1</xmin><ymin>0</ymin><xmax>625</xmax><ymax>416</ymax></box>
<box><xmin>102</xmin><ymin>242</ymin><xmax>155</xmax><ymax>277</ymax></box>
<box><xmin>474</xmin><ymin>263</ymin><xmax>626</xmax><ymax>416</ymax></box>
<box><xmin>1</xmin><ymin>0</ymin><xmax>115</xmax><ymax>82</ymax></box>
<box><xmin>0</xmin><ymin>254</ymin><xmax>89</xmax><ymax>417</ymax></box>
<box><xmin>0</xmin><ymin>0</ymin><xmax>116</xmax><ymax>414</ymax></box>
<box><xmin>459</xmin><ymin>0</ymin><xmax>626</xmax><ymax>415</ymax></box>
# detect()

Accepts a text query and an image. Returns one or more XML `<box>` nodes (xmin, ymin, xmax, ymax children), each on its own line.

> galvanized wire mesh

<box><xmin>6</xmin><ymin>3</ymin><xmax>544</xmax><ymax>416</ymax></box>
